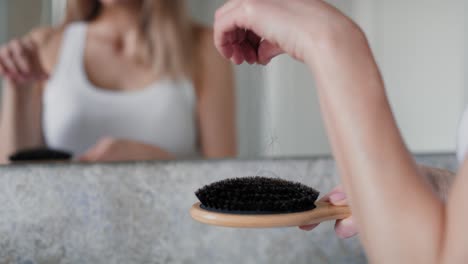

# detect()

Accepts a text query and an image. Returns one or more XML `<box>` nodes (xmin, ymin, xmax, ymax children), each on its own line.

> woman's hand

<box><xmin>299</xmin><ymin>166</ymin><xmax>454</xmax><ymax>239</ymax></box>
<box><xmin>214</xmin><ymin>0</ymin><xmax>360</xmax><ymax>65</ymax></box>
<box><xmin>79</xmin><ymin>138</ymin><xmax>174</xmax><ymax>163</ymax></box>
<box><xmin>299</xmin><ymin>186</ymin><xmax>358</xmax><ymax>239</ymax></box>
<box><xmin>0</xmin><ymin>37</ymin><xmax>48</xmax><ymax>86</ymax></box>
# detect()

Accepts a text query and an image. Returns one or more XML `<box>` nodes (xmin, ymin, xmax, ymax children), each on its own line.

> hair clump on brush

<box><xmin>195</xmin><ymin>176</ymin><xmax>320</xmax><ymax>214</ymax></box>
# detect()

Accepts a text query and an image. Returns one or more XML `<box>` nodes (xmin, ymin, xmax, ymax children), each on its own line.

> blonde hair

<box><xmin>63</xmin><ymin>0</ymin><xmax>195</xmax><ymax>78</ymax></box>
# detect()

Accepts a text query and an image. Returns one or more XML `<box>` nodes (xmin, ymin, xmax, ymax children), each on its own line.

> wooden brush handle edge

<box><xmin>190</xmin><ymin>202</ymin><xmax>351</xmax><ymax>228</ymax></box>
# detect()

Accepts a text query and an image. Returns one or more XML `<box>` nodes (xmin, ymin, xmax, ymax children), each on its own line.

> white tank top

<box><xmin>43</xmin><ymin>23</ymin><xmax>199</xmax><ymax>158</ymax></box>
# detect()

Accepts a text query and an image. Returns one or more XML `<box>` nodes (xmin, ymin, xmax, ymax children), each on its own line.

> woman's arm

<box><xmin>308</xmin><ymin>25</ymin><xmax>445</xmax><ymax>264</ymax></box>
<box><xmin>213</xmin><ymin>1</ymin><xmax>449</xmax><ymax>262</ymax></box>
<box><xmin>0</xmin><ymin>79</ymin><xmax>44</xmax><ymax>163</ymax></box>
<box><xmin>0</xmin><ymin>28</ymin><xmax>59</xmax><ymax>163</ymax></box>
<box><xmin>195</xmin><ymin>27</ymin><xmax>237</xmax><ymax>159</ymax></box>
<box><xmin>79</xmin><ymin>137</ymin><xmax>175</xmax><ymax>162</ymax></box>
<box><xmin>442</xmin><ymin>160</ymin><xmax>468</xmax><ymax>263</ymax></box>
<box><xmin>301</xmin><ymin>164</ymin><xmax>455</xmax><ymax>239</ymax></box>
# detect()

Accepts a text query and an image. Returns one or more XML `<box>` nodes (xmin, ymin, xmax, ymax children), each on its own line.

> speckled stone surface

<box><xmin>0</xmin><ymin>154</ymin><xmax>457</xmax><ymax>264</ymax></box>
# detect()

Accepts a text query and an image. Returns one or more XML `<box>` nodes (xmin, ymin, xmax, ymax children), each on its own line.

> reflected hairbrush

<box><xmin>190</xmin><ymin>177</ymin><xmax>351</xmax><ymax>228</ymax></box>
<box><xmin>9</xmin><ymin>148</ymin><xmax>72</xmax><ymax>163</ymax></box>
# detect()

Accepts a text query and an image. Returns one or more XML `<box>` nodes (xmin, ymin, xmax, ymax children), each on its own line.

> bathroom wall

<box><xmin>51</xmin><ymin>0</ymin><xmax>67</xmax><ymax>24</ymax></box>
<box><xmin>263</xmin><ymin>0</ymin><xmax>468</xmax><ymax>155</ymax></box>
<box><xmin>0</xmin><ymin>0</ymin><xmax>8</xmax><ymax>98</ymax></box>
<box><xmin>0</xmin><ymin>0</ymin><xmax>51</xmax><ymax>100</ymax></box>
<box><xmin>0</xmin><ymin>1</ymin><xmax>7</xmax><ymax>43</ymax></box>
<box><xmin>357</xmin><ymin>0</ymin><xmax>468</xmax><ymax>153</ymax></box>
<box><xmin>7</xmin><ymin>1</ymin><xmax>44</xmax><ymax>37</ymax></box>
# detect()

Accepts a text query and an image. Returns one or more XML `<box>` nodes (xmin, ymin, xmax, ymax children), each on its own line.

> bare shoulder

<box><xmin>26</xmin><ymin>26</ymin><xmax>64</xmax><ymax>73</ymax></box>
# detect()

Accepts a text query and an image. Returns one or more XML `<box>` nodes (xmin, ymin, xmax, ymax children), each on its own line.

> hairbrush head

<box><xmin>191</xmin><ymin>177</ymin><xmax>351</xmax><ymax>228</ymax></box>
<box><xmin>9</xmin><ymin>148</ymin><xmax>72</xmax><ymax>162</ymax></box>
<box><xmin>195</xmin><ymin>176</ymin><xmax>320</xmax><ymax>214</ymax></box>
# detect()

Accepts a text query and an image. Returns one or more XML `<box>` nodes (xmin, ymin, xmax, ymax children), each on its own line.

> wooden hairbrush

<box><xmin>190</xmin><ymin>177</ymin><xmax>351</xmax><ymax>228</ymax></box>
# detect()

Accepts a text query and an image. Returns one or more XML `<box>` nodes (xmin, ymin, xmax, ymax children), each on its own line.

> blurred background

<box><xmin>0</xmin><ymin>0</ymin><xmax>466</xmax><ymax>160</ymax></box>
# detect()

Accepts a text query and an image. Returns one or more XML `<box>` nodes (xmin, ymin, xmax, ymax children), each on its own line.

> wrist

<box><xmin>3</xmin><ymin>79</ymin><xmax>39</xmax><ymax>98</ymax></box>
<box><xmin>4</xmin><ymin>77</ymin><xmax>38</xmax><ymax>88</ymax></box>
<box><xmin>303</xmin><ymin>19</ymin><xmax>368</xmax><ymax>68</ymax></box>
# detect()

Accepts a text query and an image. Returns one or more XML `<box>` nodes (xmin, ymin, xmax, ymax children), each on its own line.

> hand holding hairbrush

<box><xmin>190</xmin><ymin>177</ymin><xmax>351</xmax><ymax>228</ymax></box>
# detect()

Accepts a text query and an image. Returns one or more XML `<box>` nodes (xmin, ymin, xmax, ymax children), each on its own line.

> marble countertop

<box><xmin>0</xmin><ymin>154</ymin><xmax>456</xmax><ymax>264</ymax></box>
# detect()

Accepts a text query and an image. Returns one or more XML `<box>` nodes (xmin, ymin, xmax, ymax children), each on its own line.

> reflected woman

<box><xmin>0</xmin><ymin>0</ymin><xmax>236</xmax><ymax>163</ymax></box>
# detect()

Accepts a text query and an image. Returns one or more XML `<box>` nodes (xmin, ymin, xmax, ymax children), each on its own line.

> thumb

<box><xmin>257</xmin><ymin>40</ymin><xmax>284</xmax><ymax>65</ymax></box>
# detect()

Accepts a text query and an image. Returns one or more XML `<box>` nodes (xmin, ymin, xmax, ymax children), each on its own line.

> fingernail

<box><xmin>329</xmin><ymin>192</ymin><xmax>346</xmax><ymax>203</ymax></box>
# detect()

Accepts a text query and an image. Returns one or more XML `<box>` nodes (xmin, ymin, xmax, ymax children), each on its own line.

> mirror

<box><xmin>0</xmin><ymin>0</ymin><xmax>463</xmax><ymax>165</ymax></box>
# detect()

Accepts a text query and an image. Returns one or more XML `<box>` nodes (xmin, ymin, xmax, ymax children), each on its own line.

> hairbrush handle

<box><xmin>190</xmin><ymin>201</ymin><xmax>351</xmax><ymax>228</ymax></box>
<box><xmin>304</xmin><ymin>201</ymin><xmax>351</xmax><ymax>224</ymax></box>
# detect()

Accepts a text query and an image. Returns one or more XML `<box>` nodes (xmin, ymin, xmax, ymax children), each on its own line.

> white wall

<box><xmin>0</xmin><ymin>0</ymin><xmax>48</xmax><ymax>101</ymax></box>
<box><xmin>363</xmin><ymin>0</ymin><xmax>467</xmax><ymax>153</ymax></box>
<box><xmin>51</xmin><ymin>0</ymin><xmax>67</xmax><ymax>24</ymax></box>
<box><xmin>0</xmin><ymin>0</ymin><xmax>8</xmax><ymax>96</ymax></box>
<box><xmin>0</xmin><ymin>1</ymin><xmax>7</xmax><ymax>42</ymax></box>
<box><xmin>262</xmin><ymin>0</ymin><xmax>468</xmax><ymax>156</ymax></box>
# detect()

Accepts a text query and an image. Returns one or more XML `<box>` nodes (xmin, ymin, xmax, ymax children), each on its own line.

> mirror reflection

<box><xmin>0</xmin><ymin>0</ymin><xmax>463</xmax><ymax>164</ymax></box>
<box><xmin>0</xmin><ymin>0</ymin><xmax>236</xmax><ymax>164</ymax></box>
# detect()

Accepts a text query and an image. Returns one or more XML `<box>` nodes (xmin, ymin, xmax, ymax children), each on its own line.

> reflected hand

<box><xmin>79</xmin><ymin>138</ymin><xmax>174</xmax><ymax>163</ymax></box>
<box><xmin>0</xmin><ymin>37</ymin><xmax>48</xmax><ymax>85</ymax></box>
<box><xmin>299</xmin><ymin>186</ymin><xmax>358</xmax><ymax>239</ymax></box>
<box><xmin>214</xmin><ymin>0</ymin><xmax>357</xmax><ymax>65</ymax></box>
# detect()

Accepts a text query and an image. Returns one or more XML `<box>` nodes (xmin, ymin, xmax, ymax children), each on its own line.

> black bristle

<box><xmin>195</xmin><ymin>177</ymin><xmax>320</xmax><ymax>214</ymax></box>
<box><xmin>9</xmin><ymin>148</ymin><xmax>72</xmax><ymax>162</ymax></box>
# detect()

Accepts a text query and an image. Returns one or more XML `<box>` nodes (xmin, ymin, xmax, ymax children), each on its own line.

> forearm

<box><xmin>135</xmin><ymin>143</ymin><xmax>175</xmax><ymax>161</ymax></box>
<box><xmin>307</xmin><ymin>26</ymin><xmax>444</xmax><ymax>263</ymax></box>
<box><xmin>0</xmin><ymin>80</ymin><xmax>43</xmax><ymax>163</ymax></box>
